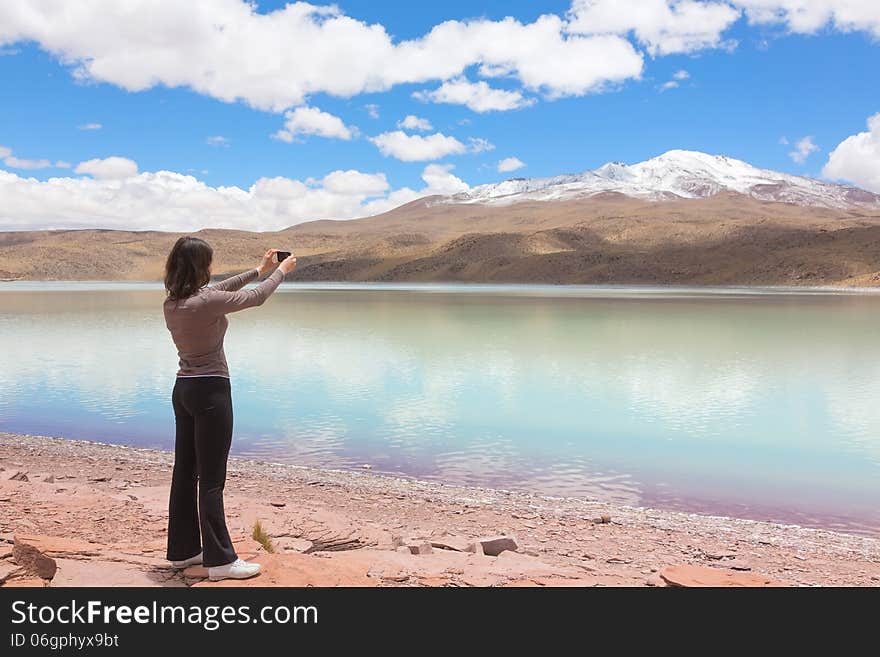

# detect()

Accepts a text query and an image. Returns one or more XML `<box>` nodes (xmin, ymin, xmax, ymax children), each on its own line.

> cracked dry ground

<box><xmin>1</xmin><ymin>434</ymin><xmax>879</xmax><ymax>587</ymax></box>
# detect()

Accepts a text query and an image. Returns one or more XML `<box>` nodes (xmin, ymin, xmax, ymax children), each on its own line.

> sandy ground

<box><xmin>1</xmin><ymin>432</ymin><xmax>878</xmax><ymax>587</ymax></box>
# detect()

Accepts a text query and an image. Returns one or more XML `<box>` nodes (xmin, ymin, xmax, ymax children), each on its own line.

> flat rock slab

<box><xmin>193</xmin><ymin>553</ymin><xmax>375</xmax><ymax>587</ymax></box>
<box><xmin>660</xmin><ymin>565</ymin><xmax>789</xmax><ymax>587</ymax></box>
<box><xmin>14</xmin><ymin>534</ymin><xmax>103</xmax><ymax>558</ymax></box>
<box><xmin>51</xmin><ymin>559</ymin><xmax>181</xmax><ymax>587</ymax></box>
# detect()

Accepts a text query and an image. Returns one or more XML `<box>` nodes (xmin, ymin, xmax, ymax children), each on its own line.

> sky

<box><xmin>0</xmin><ymin>0</ymin><xmax>878</xmax><ymax>232</ymax></box>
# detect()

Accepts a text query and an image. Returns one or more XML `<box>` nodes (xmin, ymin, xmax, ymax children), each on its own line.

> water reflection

<box><xmin>1</xmin><ymin>285</ymin><xmax>879</xmax><ymax>534</ymax></box>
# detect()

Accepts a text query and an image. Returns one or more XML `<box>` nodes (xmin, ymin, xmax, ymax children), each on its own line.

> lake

<box><xmin>1</xmin><ymin>282</ymin><xmax>879</xmax><ymax>535</ymax></box>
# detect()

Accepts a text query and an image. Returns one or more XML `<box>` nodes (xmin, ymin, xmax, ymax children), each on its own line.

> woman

<box><xmin>162</xmin><ymin>236</ymin><xmax>297</xmax><ymax>581</ymax></box>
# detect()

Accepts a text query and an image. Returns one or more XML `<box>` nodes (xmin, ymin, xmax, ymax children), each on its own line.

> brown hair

<box><xmin>164</xmin><ymin>236</ymin><xmax>213</xmax><ymax>300</ymax></box>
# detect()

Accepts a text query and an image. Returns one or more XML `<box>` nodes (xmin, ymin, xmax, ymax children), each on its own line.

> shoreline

<box><xmin>2</xmin><ymin>432</ymin><xmax>878</xmax><ymax>587</ymax></box>
<box><xmin>4</xmin><ymin>280</ymin><xmax>880</xmax><ymax>294</ymax></box>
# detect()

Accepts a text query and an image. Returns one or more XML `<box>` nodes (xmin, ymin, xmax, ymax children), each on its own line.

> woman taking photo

<box><xmin>162</xmin><ymin>237</ymin><xmax>297</xmax><ymax>581</ymax></box>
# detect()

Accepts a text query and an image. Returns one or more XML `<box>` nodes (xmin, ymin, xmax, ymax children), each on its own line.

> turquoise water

<box><xmin>1</xmin><ymin>282</ymin><xmax>879</xmax><ymax>535</ymax></box>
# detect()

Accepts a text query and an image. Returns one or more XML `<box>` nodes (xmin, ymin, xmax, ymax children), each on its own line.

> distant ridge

<box><xmin>448</xmin><ymin>150</ymin><xmax>880</xmax><ymax>210</ymax></box>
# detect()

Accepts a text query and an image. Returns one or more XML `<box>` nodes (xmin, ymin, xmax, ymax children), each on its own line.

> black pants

<box><xmin>166</xmin><ymin>376</ymin><xmax>237</xmax><ymax>567</ymax></box>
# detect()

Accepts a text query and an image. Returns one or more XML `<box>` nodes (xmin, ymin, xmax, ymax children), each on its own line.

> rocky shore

<box><xmin>1</xmin><ymin>432</ymin><xmax>878</xmax><ymax>587</ymax></box>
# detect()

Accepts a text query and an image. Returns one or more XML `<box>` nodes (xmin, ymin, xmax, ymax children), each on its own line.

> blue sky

<box><xmin>0</xmin><ymin>0</ymin><xmax>878</xmax><ymax>231</ymax></box>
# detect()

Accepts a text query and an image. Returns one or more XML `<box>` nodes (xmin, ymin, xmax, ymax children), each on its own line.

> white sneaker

<box><xmin>170</xmin><ymin>552</ymin><xmax>203</xmax><ymax>568</ymax></box>
<box><xmin>208</xmin><ymin>558</ymin><xmax>262</xmax><ymax>581</ymax></box>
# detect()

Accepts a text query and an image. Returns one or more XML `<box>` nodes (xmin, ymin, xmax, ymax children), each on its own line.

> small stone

<box><xmin>12</xmin><ymin>536</ymin><xmax>58</xmax><ymax>579</ymax></box>
<box><xmin>42</xmin><ymin>475</ymin><xmax>55</xmax><ymax>483</ymax></box>
<box><xmin>9</xmin><ymin>471</ymin><xmax>29</xmax><ymax>482</ymax></box>
<box><xmin>269</xmin><ymin>501</ymin><xmax>286</xmax><ymax>508</ymax></box>
<box><xmin>88</xmin><ymin>476</ymin><xmax>111</xmax><ymax>482</ymax></box>
<box><xmin>360</xmin><ymin>464</ymin><xmax>372</xmax><ymax>470</ymax></box>
<box><xmin>467</xmin><ymin>541</ymin><xmax>485</xmax><ymax>556</ymax></box>
<box><xmin>477</xmin><ymin>536</ymin><xmax>517</xmax><ymax>556</ymax></box>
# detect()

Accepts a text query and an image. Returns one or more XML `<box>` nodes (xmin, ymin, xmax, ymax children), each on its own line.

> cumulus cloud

<box><xmin>567</xmin><ymin>0</ymin><xmax>741</xmax><ymax>55</ymax></box>
<box><xmin>0</xmin><ymin>146</ymin><xmax>69</xmax><ymax>170</ymax></box>
<box><xmin>365</xmin><ymin>104</ymin><xmax>380</xmax><ymax>119</ymax></box>
<box><xmin>361</xmin><ymin>164</ymin><xmax>470</xmax><ymax>214</ymax></box>
<box><xmin>77</xmin><ymin>122</ymin><xmax>102</xmax><ymax>130</ymax></box>
<box><xmin>498</xmin><ymin>157</ymin><xmax>526</xmax><ymax>173</ymax></box>
<box><xmin>272</xmin><ymin>106</ymin><xmax>356</xmax><ymax>142</ymax></box>
<box><xmin>736</xmin><ymin>1</ymin><xmax>880</xmax><ymax>37</ymax></box>
<box><xmin>0</xmin><ymin>2</ymin><xmax>644</xmax><ymax>111</ymax></box>
<box><xmin>788</xmin><ymin>135</ymin><xmax>818</xmax><ymax>163</ymax></box>
<box><xmin>673</xmin><ymin>69</ymin><xmax>690</xmax><ymax>80</ymax></box>
<box><xmin>74</xmin><ymin>157</ymin><xmax>139</xmax><ymax>179</ymax></box>
<box><xmin>206</xmin><ymin>135</ymin><xmax>230</xmax><ymax>147</ymax></box>
<box><xmin>0</xmin><ymin>163</ymin><xmax>468</xmax><ymax>232</ymax></box>
<box><xmin>370</xmin><ymin>131</ymin><xmax>468</xmax><ymax>161</ymax></box>
<box><xmin>823</xmin><ymin>113</ymin><xmax>880</xmax><ymax>193</ymax></box>
<box><xmin>398</xmin><ymin>115</ymin><xmax>433</xmax><ymax>131</ymax></box>
<box><xmin>414</xmin><ymin>78</ymin><xmax>536</xmax><ymax>112</ymax></box>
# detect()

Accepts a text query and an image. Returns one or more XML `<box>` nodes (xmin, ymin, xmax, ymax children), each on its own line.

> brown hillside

<box><xmin>2</xmin><ymin>193</ymin><xmax>880</xmax><ymax>286</ymax></box>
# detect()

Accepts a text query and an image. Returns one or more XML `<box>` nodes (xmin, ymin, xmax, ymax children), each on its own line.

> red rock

<box><xmin>13</xmin><ymin>537</ymin><xmax>57</xmax><ymax>579</ymax></box>
<box><xmin>193</xmin><ymin>553</ymin><xmax>376</xmax><ymax>587</ymax></box>
<box><xmin>477</xmin><ymin>536</ymin><xmax>518</xmax><ymax>556</ymax></box>
<box><xmin>51</xmin><ymin>559</ymin><xmax>175</xmax><ymax>587</ymax></box>
<box><xmin>660</xmin><ymin>564</ymin><xmax>789</xmax><ymax>587</ymax></box>
<box><xmin>430</xmin><ymin>535</ymin><xmax>472</xmax><ymax>552</ymax></box>
<box><xmin>2</xmin><ymin>577</ymin><xmax>48</xmax><ymax>587</ymax></box>
<box><xmin>13</xmin><ymin>534</ymin><xmax>102</xmax><ymax>558</ymax></box>
<box><xmin>0</xmin><ymin>561</ymin><xmax>23</xmax><ymax>584</ymax></box>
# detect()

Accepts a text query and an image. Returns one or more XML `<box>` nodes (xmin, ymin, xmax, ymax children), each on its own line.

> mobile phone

<box><xmin>276</xmin><ymin>251</ymin><xmax>292</xmax><ymax>263</ymax></box>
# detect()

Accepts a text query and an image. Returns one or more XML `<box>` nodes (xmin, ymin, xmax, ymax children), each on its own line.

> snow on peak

<box><xmin>449</xmin><ymin>150</ymin><xmax>880</xmax><ymax>210</ymax></box>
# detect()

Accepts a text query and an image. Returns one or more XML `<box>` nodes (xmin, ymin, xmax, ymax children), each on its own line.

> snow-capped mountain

<box><xmin>447</xmin><ymin>150</ymin><xmax>880</xmax><ymax>210</ymax></box>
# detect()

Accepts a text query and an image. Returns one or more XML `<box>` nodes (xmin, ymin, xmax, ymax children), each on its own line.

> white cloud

<box><xmin>567</xmin><ymin>0</ymin><xmax>741</xmax><ymax>55</ymax></box>
<box><xmin>361</xmin><ymin>164</ymin><xmax>470</xmax><ymax>214</ymax></box>
<box><xmin>779</xmin><ymin>136</ymin><xmax>789</xmax><ymax>145</ymax></box>
<box><xmin>272</xmin><ymin>106</ymin><xmax>356</xmax><ymax>142</ymax></box>
<box><xmin>0</xmin><ymin>146</ymin><xmax>69</xmax><ymax>170</ymax></box>
<box><xmin>370</xmin><ymin>131</ymin><xmax>468</xmax><ymax>161</ymax></box>
<box><xmin>77</xmin><ymin>122</ymin><xmax>102</xmax><ymax>130</ymax></box>
<box><xmin>673</xmin><ymin>69</ymin><xmax>690</xmax><ymax>80</ymax></box>
<box><xmin>398</xmin><ymin>115</ymin><xmax>433</xmax><ymax>131</ymax></box>
<box><xmin>498</xmin><ymin>157</ymin><xmax>526</xmax><ymax>173</ymax></box>
<box><xmin>823</xmin><ymin>113</ymin><xmax>880</xmax><ymax>193</ymax></box>
<box><xmin>420</xmin><ymin>164</ymin><xmax>470</xmax><ymax>195</ymax></box>
<box><xmin>468</xmin><ymin>137</ymin><xmax>495</xmax><ymax>154</ymax></box>
<box><xmin>735</xmin><ymin>1</ymin><xmax>880</xmax><ymax>38</ymax></box>
<box><xmin>0</xmin><ymin>2</ymin><xmax>644</xmax><ymax>110</ymax></box>
<box><xmin>74</xmin><ymin>156</ymin><xmax>139</xmax><ymax>180</ymax></box>
<box><xmin>320</xmin><ymin>170</ymin><xmax>389</xmax><ymax>196</ymax></box>
<box><xmin>788</xmin><ymin>135</ymin><xmax>818</xmax><ymax>163</ymax></box>
<box><xmin>660</xmin><ymin>80</ymin><xmax>679</xmax><ymax>91</ymax></box>
<box><xmin>414</xmin><ymin>77</ymin><xmax>536</xmax><ymax>112</ymax></box>
<box><xmin>206</xmin><ymin>135</ymin><xmax>230</xmax><ymax>147</ymax></box>
<box><xmin>0</xmin><ymin>163</ymin><xmax>468</xmax><ymax>232</ymax></box>
<box><xmin>4</xmin><ymin>156</ymin><xmax>53</xmax><ymax>169</ymax></box>
<box><xmin>365</xmin><ymin>104</ymin><xmax>380</xmax><ymax>119</ymax></box>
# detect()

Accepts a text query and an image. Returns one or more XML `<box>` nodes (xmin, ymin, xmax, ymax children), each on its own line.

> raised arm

<box><xmin>205</xmin><ymin>269</ymin><xmax>285</xmax><ymax>314</ymax></box>
<box><xmin>209</xmin><ymin>268</ymin><xmax>259</xmax><ymax>292</ymax></box>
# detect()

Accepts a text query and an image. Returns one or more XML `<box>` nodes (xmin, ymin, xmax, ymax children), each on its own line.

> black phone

<box><xmin>276</xmin><ymin>251</ymin><xmax>292</xmax><ymax>263</ymax></box>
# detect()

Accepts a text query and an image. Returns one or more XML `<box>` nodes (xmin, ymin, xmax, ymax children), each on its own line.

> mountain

<box><xmin>449</xmin><ymin>150</ymin><xmax>880</xmax><ymax>210</ymax></box>
<box><xmin>3</xmin><ymin>151</ymin><xmax>880</xmax><ymax>286</ymax></box>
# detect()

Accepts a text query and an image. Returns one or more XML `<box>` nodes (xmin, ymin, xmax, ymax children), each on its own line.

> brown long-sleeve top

<box><xmin>164</xmin><ymin>267</ymin><xmax>285</xmax><ymax>378</ymax></box>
